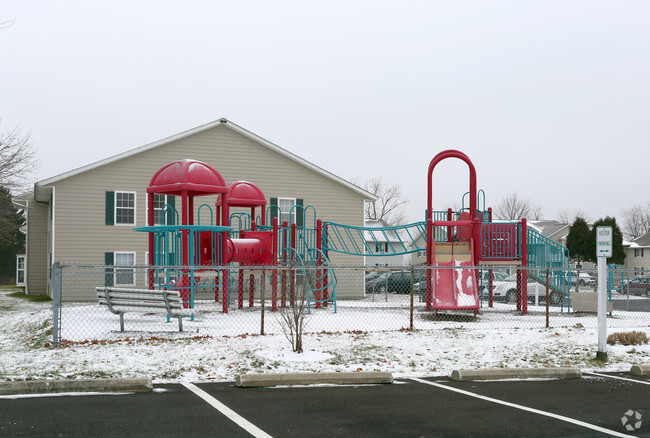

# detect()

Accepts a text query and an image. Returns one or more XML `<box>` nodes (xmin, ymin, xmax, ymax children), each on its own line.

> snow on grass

<box><xmin>0</xmin><ymin>289</ymin><xmax>648</xmax><ymax>384</ymax></box>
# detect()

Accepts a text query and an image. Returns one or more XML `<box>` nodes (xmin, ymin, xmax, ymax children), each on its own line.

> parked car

<box><xmin>365</xmin><ymin>271</ymin><xmax>383</xmax><ymax>283</ymax></box>
<box><xmin>413</xmin><ymin>270</ymin><xmax>507</xmax><ymax>295</ymax></box>
<box><xmin>569</xmin><ymin>271</ymin><xmax>596</xmax><ymax>287</ymax></box>
<box><xmin>626</xmin><ymin>277</ymin><xmax>650</xmax><ymax>296</ymax></box>
<box><xmin>493</xmin><ymin>274</ymin><xmax>563</xmax><ymax>305</ymax></box>
<box><xmin>478</xmin><ymin>270</ymin><xmax>509</xmax><ymax>294</ymax></box>
<box><xmin>366</xmin><ymin>270</ymin><xmax>425</xmax><ymax>294</ymax></box>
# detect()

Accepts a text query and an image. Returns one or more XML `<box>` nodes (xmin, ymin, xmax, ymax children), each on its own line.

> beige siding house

<box><xmin>21</xmin><ymin>118</ymin><xmax>374</xmax><ymax>300</ymax></box>
<box><xmin>625</xmin><ymin>232</ymin><xmax>650</xmax><ymax>275</ymax></box>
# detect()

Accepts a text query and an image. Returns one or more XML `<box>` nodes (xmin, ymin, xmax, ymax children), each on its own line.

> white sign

<box><xmin>596</xmin><ymin>226</ymin><xmax>613</xmax><ymax>258</ymax></box>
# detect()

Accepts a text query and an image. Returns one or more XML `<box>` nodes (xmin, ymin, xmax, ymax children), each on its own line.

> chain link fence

<box><xmin>51</xmin><ymin>264</ymin><xmax>650</xmax><ymax>345</ymax></box>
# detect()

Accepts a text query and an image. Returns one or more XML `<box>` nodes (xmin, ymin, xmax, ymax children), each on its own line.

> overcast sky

<box><xmin>2</xmin><ymin>1</ymin><xmax>649</xmax><ymax>224</ymax></box>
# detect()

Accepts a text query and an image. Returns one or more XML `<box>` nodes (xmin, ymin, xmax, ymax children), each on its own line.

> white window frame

<box><xmin>114</xmin><ymin>251</ymin><xmax>136</xmax><ymax>286</ymax></box>
<box><xmin>145</xmin><ymin>194</ymin><xmax>171</xmax><ymax>226</ymax></box>
<box><xmin>278</xmin><ymin>197</ymin><xmax>296</xmax><ymax>225</ymax></box>
<box><xmin>16</xmin><ymin>255</ymin><xmax>26</xmax><ymax>286</ymax></box>
<box><xmin>115</xmin><ymin>191</ymin><xmax>137</xmax><ymax>226</ymax></box>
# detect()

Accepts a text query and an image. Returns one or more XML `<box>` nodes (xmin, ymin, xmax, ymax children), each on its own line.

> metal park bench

<box><xmin>96</xmin><ymin>287</ymin><xmax>193</xmax><ymax>332</ymax></box>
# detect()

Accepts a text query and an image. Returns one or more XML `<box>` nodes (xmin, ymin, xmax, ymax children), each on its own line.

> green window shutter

<box><xmin>104</xmin><ymin>252</ymin><xmax>114</xmax><ymax>286</ymax></box>
<box><xmin>105</xmin><ymin>191</ymin><xmax>114</xmax><ymax>225</ymax></box>
<box><xmin>167</xmin><ymin>195</ymin><xmax>176</xmax><ymax>225</ymax></box>
<box><xmin>270</xmin><ymin>197</ymin><xmax>278</xmax><ymax>222</ymax></box>
<box><xmin>296</xmin><ymin>199</ymin><xmax>304</xmax><ymax>227</ymax></box>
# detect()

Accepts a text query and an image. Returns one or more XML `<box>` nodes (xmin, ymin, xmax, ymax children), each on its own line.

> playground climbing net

<box><xmin>50</xmin><ymin>263</ymin><xmax>650</xmax><ymax>345</ymax></box>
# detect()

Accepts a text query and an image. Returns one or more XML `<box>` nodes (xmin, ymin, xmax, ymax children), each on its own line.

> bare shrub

<box><xmin>607</xmin><ymin>331</ymin><xmax>649</xmax><ymax>346</ymax></box>
<box><xmin>278</xmin><ymin>265</ymin><xmax>310</xmax><ymax>353</ymax></box>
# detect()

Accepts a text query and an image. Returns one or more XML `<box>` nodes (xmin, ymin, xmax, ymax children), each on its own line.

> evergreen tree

<box><xmin>566</xmin><ymin>217</ymin><xmax>591</xmax><ymax>266</ymax></box>
<box><xmin>588</xmin><ymin>217</ymin><xmax>625</xmax><ymax>265</ymax></box>
<box><xmin>0</xmin><ymin>186</ymin><xmax>25</xmax><ymax>280</ymax></box>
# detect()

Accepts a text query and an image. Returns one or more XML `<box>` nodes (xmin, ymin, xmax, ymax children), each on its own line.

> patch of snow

<box><xmin>1</xmin><ymin>289</ymin><xmax>649</xmax><ymax>384</ymax></box>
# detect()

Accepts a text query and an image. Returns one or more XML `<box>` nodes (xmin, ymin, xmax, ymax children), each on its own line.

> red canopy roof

<box><xmin>147</xmin><ymin>160</ymin><xmax>228</xmax><ymax>196</ymax></box>
<box><xmin>216</xmin><ymin>181</ymin><xmax>266</xmax><ymax>208</ymax></box>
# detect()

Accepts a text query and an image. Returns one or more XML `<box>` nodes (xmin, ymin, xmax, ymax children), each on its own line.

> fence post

<box><xmin>52</xmin><ymin>262</ymin><xmax>61</xmax><ymax>347</ymax></box>
<box><xmin>410</xmin><ymin>268</ymin><xmax>414</xmax><ymax>331</ymax></box>
<box><xmin>545</xmin><ymin>268</ymin><xmax>549</xmax><ymax>328</ymax></box>
<box><xmin>261</xmin><ymin>268</ymin><xmax>265</xmax><ymax>335</ymax></box>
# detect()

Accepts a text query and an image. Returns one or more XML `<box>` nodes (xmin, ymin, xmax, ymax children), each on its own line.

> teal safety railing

<box><xmin>526</xmin><ymin>228</ymin><xmax>571</xmax><ymax>302</ymax></box>
<box><xmin>608</xmin><ymin>264</ymin><xmax>624</xmax><ymax>296</ymax></box>
<box><xmin>197</xmin><ymin>204</ymin><xmax>214</xmax><ymax>226</ymax></box>
<box><xmin>160</xmin><ymin>204</ymin><xmax>179</xmax><ymax>226</ymax></box>
<box><xmin>429</xmin><ymin>211</ymin><xmax>450</xmax><ymax>242</ymax></box>
<box><xmin>285</xmin><ymin>247</ymin><xmax>337</xmax><ymax>313</ymax></box>
<box><xmin>134</xmin><ymin>224</ymin><xmax>231</xmax><ymax>308</ymax></box>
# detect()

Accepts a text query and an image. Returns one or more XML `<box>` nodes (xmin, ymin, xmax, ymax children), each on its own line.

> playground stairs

<box><xmin>434</xmin><ymin>242</ymin><xmax>471</xmax><ymax>263</ymax></box>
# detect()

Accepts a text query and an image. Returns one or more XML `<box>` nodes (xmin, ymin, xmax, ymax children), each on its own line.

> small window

<box><xmin>115</xmin><ymin>192</ymin><xmax>136</xmax><ymax>225</ymax></box>
<box><xmin>16</xmin><ymin>255</ymin><xmax>25</xmax><ymax>286</ymax></box>
<box><xmin>153</xmin><ymin>194</ymin><xmax>167</xmax><ymax>225</ymax></box>
<box><xmin>114</xmin><ymin>252</ymin><xmax>136</xmax><ymax>286</ymax></box>
<box><xmin>278</xmin><ymin>198</ymin><xmax>296</xmax><ymax>225</ymax></box>
<box><xmin>375</xmin><ymin>242</ymin><xmax>389</xmax><ymax>253</ymax></box>
<box><xmin>146</xmin><ymin>194</ymin><xmax>174</xmax><ymax>225</ymax></box>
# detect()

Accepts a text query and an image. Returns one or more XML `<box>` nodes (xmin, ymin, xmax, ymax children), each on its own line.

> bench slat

<box><xmin>106</xmin><ymin>305</ymin><xmax>194</xmax><ymax>316</ymax></box>
<box><xmin>97</xmin><ymin>292</ymin><xmax>181</xmax><ymax>302</ymax></box>
<box><xmin>98</xmin><ymin>298</ymin><xmax>187</xmax><ymax>310</ymax></box>
<box><xmin>96</xmin><ymin>287</ymin><xmax>182</xmax><ymax>297</ymax></box>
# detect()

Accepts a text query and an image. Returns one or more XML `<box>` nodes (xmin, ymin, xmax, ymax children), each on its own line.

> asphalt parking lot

<box><xmin>1</xmin><ymin>372</ymin><xmax>648</xmax><ymax>437</ymax></box>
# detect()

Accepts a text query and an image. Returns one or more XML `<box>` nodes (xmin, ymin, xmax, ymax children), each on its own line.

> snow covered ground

<box><xmin>1</xmin><ymin>289</ymin><xmax>648</xmax><ymax>384</ymax></box>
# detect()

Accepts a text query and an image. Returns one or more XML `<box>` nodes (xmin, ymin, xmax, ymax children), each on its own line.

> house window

<box><xmin>114</xmin><ymin>252</ymin><xmax>136</xmax><ymax>286</ymax></box>
<box><xmin>115</xmin><ymin>191</ymin><xmax>136</xmax><ymax>225</ymax></box>
<box><xmin>278</xmin><ymin>198</ymin><xmax>296</xmax><ymax>225</ymax></box>
<box><xmin>153</xmin><ymin>194</ymin><xmax>167</xmax><ymax>225</ymax></box>
<box><xmin>16</xmin><ymin>255</ymin><xmax>25</xmax><ymax>286</ymax></box>
<box><xmin>146</xmin><ymin>194</ymin><xmax>175</xmax><ymax>225</ymax></box>
<box><xmin>375</xmin><ymin>242</ymin><xmax>389</xmax><ymax>253</ymax></box>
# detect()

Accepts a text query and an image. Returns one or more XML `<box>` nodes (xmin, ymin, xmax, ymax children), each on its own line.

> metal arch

<box><xmin>427</xmin><ymin>150</ymin><xmax>478</xmax><ymax>224</ymax></box>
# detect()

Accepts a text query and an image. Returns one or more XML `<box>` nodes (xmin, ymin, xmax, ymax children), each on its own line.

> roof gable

<box><xmin>35</xmin><ymin>118</ymin><xmax>375</xmax><ymax>201</ymax></box>
<box><xmin>633</xmin><ymin>232</ymin><xmax>650</xmax><ymax>247</ymax></box>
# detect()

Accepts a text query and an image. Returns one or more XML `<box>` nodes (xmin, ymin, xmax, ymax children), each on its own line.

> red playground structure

<box><xmin>131</xmin><ymin>150</ymin><xmax>570</xmax><ymax>321</ymax></box>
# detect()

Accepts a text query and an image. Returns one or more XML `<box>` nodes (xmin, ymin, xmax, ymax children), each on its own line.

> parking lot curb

<box><xmin>630</xmin><ymin>364</ymin><xmax>650</xmax><ymax>376</ymax></box>
<box><xmin>450</xmin><ymin>367</ymin><xmax>582</xmax><ymax>381</ymax></box>
<box><xmin>235</xmin><ymin>371</ymin><xmax>394</xmax><ymax>388</ymax></box>
<box><xmin>0</xmin><ymin>378</ymin><xmax>153</xmax><ymax>395</ymax></box>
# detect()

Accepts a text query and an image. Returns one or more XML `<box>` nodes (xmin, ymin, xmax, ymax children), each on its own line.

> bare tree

<box><xmin>621</xmin><ymin>203</ymin><xmax>650</xmax><ymax>240</ymax></box>
<box><xmin>494</xmin><ymin>192</ymin><xmax>542</xmax><ymax>221</ymax></box>
<box><xmin>0</xmin><ymin>125</ymin><xmax>38</xmax><ymax>192</ymax></box>
<box><xmin>558</xmin><ymin>208</ymin><xmax>591</xmax><ymax>224</ymax></box>
<box><xmin>0</xmin><ymin>19</ymin><xmax>16</xmax><ymax>29</ymax></box>
<box><xmin>357</xmin><ymin>177</ymin><xmax>409</xmax><ymax>226</ymax></box>
<box><xmin>278</xmin><ymin>264</ymin><xmax>310</xmax><ymax>353</ymax></box>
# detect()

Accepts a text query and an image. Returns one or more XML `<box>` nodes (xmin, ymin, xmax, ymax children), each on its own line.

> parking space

<box><xmin>1</xmin><ymin>372</ymin><xmax>648</xmax><ymax>437</ymax></box>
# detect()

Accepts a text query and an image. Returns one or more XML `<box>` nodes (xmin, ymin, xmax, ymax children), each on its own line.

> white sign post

<box><xmin>596</xmin><ymin>226</ymin><xmax>612</xmax><ymax>361</ymax></box>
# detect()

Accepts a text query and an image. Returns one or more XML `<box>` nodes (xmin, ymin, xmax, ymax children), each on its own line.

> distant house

<box><xmin>364</xmin><ymin>218</ymin><xmax>406</xmax><ymax>266</ymax></box>
<box><xmin>529</xmin><ymin>220</ymin><xmax>569</xmax><ymax>247</ymax></box>
<box><xmin>624</xmin><ymin>232</ymin><xmax>650</xmax><ymax>275</ymax></box>
<box><xmin>18</xmin><ymin>118</ymin><xmax>374</xmax><ymax>299</ymax></box>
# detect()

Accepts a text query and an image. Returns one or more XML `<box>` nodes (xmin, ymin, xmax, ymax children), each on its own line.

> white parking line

<box><xmin>181</xmin><ymin>382</ymin><xmax>273</xmax><ymax>438</ymax></box>
<box><xmin>411</xmin><ymin>378</ymin><xmax>635</xmax><ymax>438</ymax></box>
<box><xmin>584</xmin><ymin>371</ymin><xmax>650</xmax><ymax>386</ymax></box>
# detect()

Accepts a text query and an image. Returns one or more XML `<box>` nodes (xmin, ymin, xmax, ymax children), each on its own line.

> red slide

<box><xmin>432</xmin><ymin>258</ymin><xmax>479</xmax><ymax>315</ymax></box>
